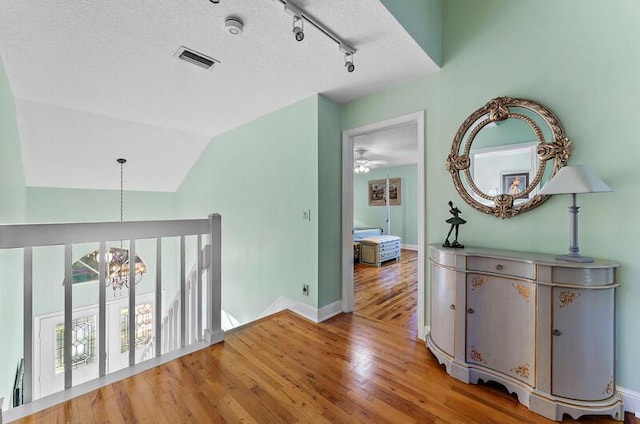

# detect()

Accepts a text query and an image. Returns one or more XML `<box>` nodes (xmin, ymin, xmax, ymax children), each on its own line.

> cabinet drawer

<box><xmin>467</xmin><ymin>256</ymin><xmax>534</xmax><ymax>280</ymax></box>
<box><xmin>380</xmin><ymin>248</ymin><xmax>400</xmax><ymax>261</ymax></box>
<box><xmin>379</xmin><ymin>241</ymin><xmax>400</xmax><ymax>252</ymax></box>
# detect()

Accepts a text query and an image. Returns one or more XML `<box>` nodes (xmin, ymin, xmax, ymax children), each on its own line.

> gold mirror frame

<box><xmin>446</xmin><ymin>97</ymin><xmax>572</xmax><ymax>218</ymax></box>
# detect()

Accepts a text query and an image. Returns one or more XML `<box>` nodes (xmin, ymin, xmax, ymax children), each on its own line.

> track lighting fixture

<box><xmin>292</xmin><ymin>15</ymin><xmax>304</xmax><ymax>41</ymax></box>
<box><xmin>344</xmin><ymin>52</ymin><xmax>355</xmax><ymax>73</ymax></box>
<box><xmin>281</xmin><ymin>0</ymin><xmax>357</xmax><ymax>71</ymax></box>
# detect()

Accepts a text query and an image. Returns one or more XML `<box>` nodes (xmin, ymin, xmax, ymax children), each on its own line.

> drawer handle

<box><xmin>467</xmin><ymin>308</ymin><xmax>474</xmax><ymax>314</ymax></box>
<box><xmin>449</xmin><ymin>304</ymin><xmax>455</xmax><ymax>310</ymax></box>
<box><xmin>553</xmin><ymin>329</ymin><xmax>562</xmax><ymax>337</ymax></box>
<box><xmin>496</xmin><ymin>264</ymin><xmax>503</xmax><ymax>271</ymax></box>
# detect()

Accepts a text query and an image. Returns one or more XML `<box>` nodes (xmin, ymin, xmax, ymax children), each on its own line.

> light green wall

<box><xmin>26</xmin><ymin>187</ymin><xmax>176</xmax><ymax>223</ymax></box>
<box><xmin>0</xmin><ymin>57</ymin><xmax>26</xmax><ymax>408</ymax></box>
<box><xmin>177</xmin><ymin>96</ymin><xmax>319</xmax><ymax>325</ymax></box>
<box><xmin>381</xmin><ymin>0</ymin><xmax>443</xmax><ymax>66</ymax></box>
<box><xmin>342</xmin><ymin>0</ymin><xmax>640</xmax><ymax>391</ymax></box>
<box><xmin>354</xmin><ymin>165</ymin><xmax>418</xmax><ymax>245</ymax></box>
<box><xmin>317</xmin><ymin>96</ymin><xmax>343</xmax><ymax>308</ymax></box>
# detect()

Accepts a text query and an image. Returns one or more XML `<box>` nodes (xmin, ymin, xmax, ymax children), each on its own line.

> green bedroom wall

<box><xmin>354</xmin><ymin>165</ymin><xmax>419</xmax><ymax>246</ymax></box>
<box><xmin>380</xmin><ymin>0</ymin><xmax>443</xmax><ymax>67</ymax></box>
<box><xmin>317</xmin><ymin>96</ymin><xmax>343</xmax><ymax>308</ymax></box>
<box><xmin>176</xmin><ymin>96</ymin><xmax>320</xmax><ymax>325</ymax></box>
<box><xmin>342</xmin><ymin>0</ymin><xmax>640</xmax><ymax>391</ymax></box>
<box><xmin>0</xmin><ymin>57</ymin><xmax>27</xmax><ymax>409</ymax></box>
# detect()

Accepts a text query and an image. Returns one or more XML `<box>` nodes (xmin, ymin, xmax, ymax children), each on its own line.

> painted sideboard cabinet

<box><xmin>427</xmin><ymin>244</ymin><xmax>623</xmax><ymax>421</ymax></box>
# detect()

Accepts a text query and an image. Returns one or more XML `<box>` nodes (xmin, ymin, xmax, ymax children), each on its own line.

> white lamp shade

<box><xmin>539</xmin><ymin>165</ymin><xmax>612</xmax><ymax>195</ymax></box>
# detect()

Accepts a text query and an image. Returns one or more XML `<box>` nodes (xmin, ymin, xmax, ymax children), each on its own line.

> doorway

<box><xmin>341</xmin><ymin>111</ymin><xmax>426</xmax><ymax>339</ymax></box>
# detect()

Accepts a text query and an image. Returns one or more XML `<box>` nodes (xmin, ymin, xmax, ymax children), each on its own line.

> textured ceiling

<box><xmin>0</xmin><ymin>0</ymin><xmax>438</xmax><ymax>191</ymax></box>
<box><xmin>354</xmin><ymin>123</ymin><xmax>418</xmax><ymax>169</ymax></box>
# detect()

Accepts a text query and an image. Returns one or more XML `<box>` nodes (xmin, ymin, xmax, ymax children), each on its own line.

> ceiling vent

<box><xmin>175</xmin><ymin>46</ymin><xmax>220</xmax><ymax>70</ymax></box>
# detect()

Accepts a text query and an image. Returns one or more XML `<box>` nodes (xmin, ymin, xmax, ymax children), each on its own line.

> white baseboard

<box><xmin>259</xmin><ymin>296</ymin><xmax>290</xmax><ymax>319</ymax></box>
<box><xmin>259</xmin><ymin>297</ymin><xmax>342</xmax><ymax>324</ymax></box>
<box><xmin>318</xmin><ymin>300</ymin><xmax>343</xmax><ymax>322</ymax></box>
<box><xmin>421</xmin><ymin>325</ymin><xmax>430</xmax><ymax>341</ymax></box>
<box><xmin>401</xmin><ymin>244</ymin><xmax>418</xmax><ymax>251</ymax></box>
<box><xmin>287</xmin><ymin>300</ymin><xmax>319</xmax><ymax>323</ymax></box>
<box><xmin>619</xmin><ymin>386</ymin><xmax>640</xmax><ymax>417</ymax></box>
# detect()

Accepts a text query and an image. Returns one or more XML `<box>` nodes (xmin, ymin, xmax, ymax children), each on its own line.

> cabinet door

<box><xmin>430</xmin><ymin>264</ymin><xmax>455</xmax><ymax>356</ymax></box>
<box><xmin>466</xmin><ymin>274</ymin><xmax>535</xmax><ymax>385</ymax></box>
<box><xmin>552</xmin><ymin>288</ymin><xmax>615</xmax><ymax>400</ymax></box>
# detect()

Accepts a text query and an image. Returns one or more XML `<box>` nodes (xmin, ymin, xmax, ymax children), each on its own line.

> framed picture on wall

<box><xmin>368</xmin><ymin>178</ymin><xmax>401</xmax><ymax>206</ymax></box>
<box><xmin>501</xmin><ymin>171</ymin><xmax>529</xmax><ymax>198</ymax></box>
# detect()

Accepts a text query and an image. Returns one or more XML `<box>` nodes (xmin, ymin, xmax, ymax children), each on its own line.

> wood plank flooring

<box><xmin>12</xmin><ymin>249</ymin><xmax>635</xmax><ymax>423</ymax></box>
<box><xmin>14</xmin><ymin>309</ymin><xmax>632</xmax><ymax>423</ymax></box>
<box><xmin>354</xmin><ymin>249</ymin><xmax>418</xmax><ymax>335</ymax></box>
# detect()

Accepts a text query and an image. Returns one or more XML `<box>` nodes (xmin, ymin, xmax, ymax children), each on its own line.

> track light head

<box><xmin>292</xmin><ymin>15</ymin><xmax>304</xmax><ymax>42</ymax></box>
<box><xmin>344</xmin><ymin>52</ymin><xmax>355</xmax><ymax>73</ymax></box>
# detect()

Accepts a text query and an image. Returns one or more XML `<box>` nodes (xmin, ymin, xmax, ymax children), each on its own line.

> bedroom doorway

<box><xmin>341</xmin><ymin>111</ymin><xmax>426</xmax><ymax>339</ymax></box>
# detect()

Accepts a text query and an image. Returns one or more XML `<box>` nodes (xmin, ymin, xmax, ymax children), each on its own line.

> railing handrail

<box><xmin>0</xmin><ymin>218</ymin><xmax>210</xmax><ymax>249</ymax></box>
<box><xmin>0</xmin><ymin>213</ymin><xmax>222</xmax><ymax>420</ymax></box>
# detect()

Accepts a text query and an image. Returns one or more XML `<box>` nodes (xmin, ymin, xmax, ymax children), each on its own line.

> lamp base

<box><xmin>556</xmin><ymin>254</ymin><xmax>594</xmax><ymax>263</ymax></box>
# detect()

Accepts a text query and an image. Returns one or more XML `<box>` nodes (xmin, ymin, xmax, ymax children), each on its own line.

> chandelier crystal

<box><xmin>106</xmin><ymin>158</ymin><xmax>144</xmax><ymax>292</ymax></box>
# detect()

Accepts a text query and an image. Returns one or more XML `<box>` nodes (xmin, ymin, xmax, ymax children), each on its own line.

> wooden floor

<box><xmin>14</xmin><ymin>250</ymin><xmax>635</xmax><ymax>423</ymax></box>
<box><xmin>14</xmin><ymin>310</ymin><xmax>631</xmax><ymax>423</ymax></box>
<box><xmin>353</xmin><ymin>248</ymin><xmax>418</xmax><ymax>335</ymax></box>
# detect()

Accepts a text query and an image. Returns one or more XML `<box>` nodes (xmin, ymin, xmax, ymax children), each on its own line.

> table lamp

<box><xmin>539</xmin><ymin>165</ymin><xmax>612</xmax><ymax>262</ymax></box>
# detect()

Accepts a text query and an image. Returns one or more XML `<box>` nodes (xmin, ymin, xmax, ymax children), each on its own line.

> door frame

<box><xmin>341</xmin><ymin>111</ymin><xmax>426</xmax><ymax>339</ymax></box>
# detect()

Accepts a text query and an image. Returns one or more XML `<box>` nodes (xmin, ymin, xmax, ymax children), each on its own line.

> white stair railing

<box><xmin>140</xmin><ymin>263</ymin><xmax>204</xmax><ymax>362</ymax></box>
<box><xmin>0</xmin><ymin>213</ymin><xmax>223</xmax><ymax>420</ymax></box>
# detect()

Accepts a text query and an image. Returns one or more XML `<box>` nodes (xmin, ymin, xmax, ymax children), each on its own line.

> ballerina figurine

<box><xmin>443</xmin><ymin>200</ymin><xmax>466</xmax><ymax>248</ymax></box>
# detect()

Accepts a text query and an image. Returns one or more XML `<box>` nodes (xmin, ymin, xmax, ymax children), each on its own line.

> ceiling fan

<box><xmin>353</xmin><ymin>148</ymin><xmax>387</xmax><ymax>173</ymax></box>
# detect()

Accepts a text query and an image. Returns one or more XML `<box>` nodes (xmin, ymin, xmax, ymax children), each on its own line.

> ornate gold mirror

<box><xmin>446</xmin><ymin>97</ymin><xmax>572</xmax><ymax>218</ymax></box>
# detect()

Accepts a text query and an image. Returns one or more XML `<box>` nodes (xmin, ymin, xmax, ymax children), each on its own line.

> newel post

<box><xmin>204</xmin><ymin>213</ymin><xmax>224</xmax><ymax>344</ymax></box>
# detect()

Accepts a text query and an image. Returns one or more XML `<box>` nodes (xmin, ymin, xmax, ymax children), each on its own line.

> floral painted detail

<box><xmin>471</xmin><ymin>277</ymin><xmax>486</xmax><ymax>290</ymax></box>
<box><xmin>603</xmin><ymin>377</ymin><xmax>614</xmax><ymax>395</ymax></box>
<box><xmin>559</xmin><ymin>290</ymin><xmax>581</xmax><ymax>308</ymax></box>
<box><xmin>512</xmin><ymin>283</ymin><xmax>531</xmax><ymax>302</ymax></box>
<box><xmin>469</xmin><ymin>346</ymin><xmax>487</xmax><ymax>364</ymax></box>
<box><xmin>511</xmin><ymin>363</ymin><xmax>530</xmax><ymax>379</ymax></box>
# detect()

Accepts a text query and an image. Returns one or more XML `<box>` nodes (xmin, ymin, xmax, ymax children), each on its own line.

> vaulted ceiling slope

<box><xmin>0</xmin><ymin>0</ymin><xmax>439</xmax><ymax>191</ymax></box>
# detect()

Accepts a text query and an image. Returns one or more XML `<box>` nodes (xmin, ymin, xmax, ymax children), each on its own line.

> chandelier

<box><xmin>105</xmin><ymin>158</ymin><xmax>144</xmax><ymax>291</ymax></box>
<box><xmin>354</xmin><ymin>148</ymin><xmax>373</xmax><ymax>173</ymax></box>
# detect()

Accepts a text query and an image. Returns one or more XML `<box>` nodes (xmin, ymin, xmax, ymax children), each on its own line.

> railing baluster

<box><xmin>0</xmin><ymin>215</ymin><xmax>220</xmax><ymax>413</ymax></box>
<box><xmin>180</xmin><ymin>236</ymin><xmax>186</xmax><ymax>348</ymax></box>
<box><xmin>98</xmin><ymin>242</ymin><xmax>106</xmax><ymax>377</ymax></box>
<box><xmin>64</xmin><ymin>244</ymin><xmax>72</xmax><ymax>389</ymax></box>
<box><xmin>128</xmin><ymin>239</ymin><xmax>136</xmax><ymax>367</ymax></box>
<box><xmin>196</xmin><ymin>234</ymin><xmax>203</xmax><ymax>340</ymax></box>
<box><xmin>23</xmin><ymin>247</ymin><xmax>33</xmax><ymax>403</ymax></box>
<box><xmin>155</xmin><ymin>238</ymin><xmax>162</xmax><ymax>358</ymax></box>
<box><xmin>190</xmin><ymin>272</ymin><xmax>196</xmax><ymax>343</ymax></box>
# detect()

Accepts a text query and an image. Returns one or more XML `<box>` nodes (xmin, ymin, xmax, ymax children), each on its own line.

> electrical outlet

<box><xmin>302</xmin><ymin>284</ymin><xmax>309</xmax><ymax>296</ymax></box>
<box><xmin>302</xmin><ymin>209</ymin><xmax>311</xmax><ymax>221</ymax></box>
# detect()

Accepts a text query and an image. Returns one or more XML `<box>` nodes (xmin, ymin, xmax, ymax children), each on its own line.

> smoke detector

<box><xmin>225</xmin><ymin>16</ymin><xmax>244</xmax><ymax>35</ymax></box>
